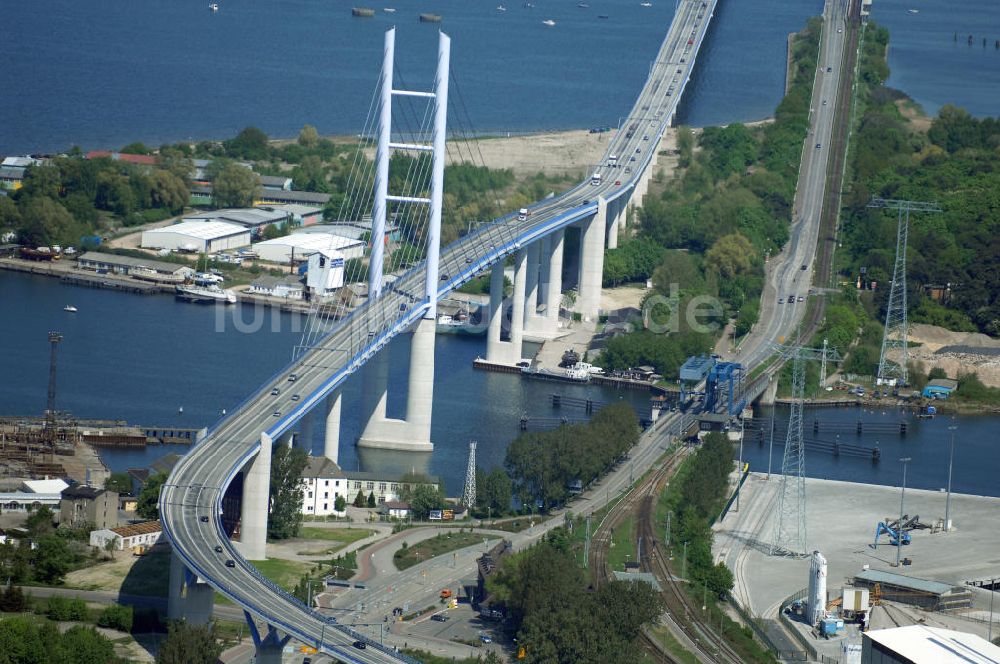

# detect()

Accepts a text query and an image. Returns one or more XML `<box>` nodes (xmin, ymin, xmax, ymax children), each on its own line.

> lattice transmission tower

<box><xmin>463</xmin><ymin>441</ymin><xmax>477</xmax><ymax>508</ymax></box>
<box><xmin>771</xmin><ymin>343</ymin><xmax>842</xmax><ymax>557</ymax></box>
<box><xmin>867</xmin><ymin>198</ymin><xmax>941</xmax><ymax>387</ymax></box>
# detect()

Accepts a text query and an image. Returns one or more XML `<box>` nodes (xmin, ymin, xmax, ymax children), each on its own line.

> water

<box><xmin>873</xmin><ymin>0</ymin><xmax>1000</xmax><ymax>118</ymax></box>
<box><xmin>0</xmin><ymin>271</ymin><xmax>650</xmax><ymax>494</ymax></box>
<box><xmin>744</xmin><ymin>405</ymin><xmax>1000</xmax><ymax>498</ymax></box>
<box><xmin>0</xmin><ymin>0</ymin><xmax>821</xmax><ymax>154</ymax></box>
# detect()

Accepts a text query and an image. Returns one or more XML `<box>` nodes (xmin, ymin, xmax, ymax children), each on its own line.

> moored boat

<box><xmin>352</xmin><ymin>7</ymin><xmax>376</xmax><ymax>17</ymax></box>
<box><xmin>175</xmin><ymin>284</ymin><xmax>237</xmax><ymax>304</ymax></box>
<box><xmin>419</xmin><ymin>12</ymin><xmax>442</xmax><ymax>22</ymax></box>
<box><xmin>63</xmin><ymin>305</ymin><xmax>78</xmax><ymax>313</ymax></box>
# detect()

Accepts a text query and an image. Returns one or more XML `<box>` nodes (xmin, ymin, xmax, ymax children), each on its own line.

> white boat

<box><xmin>63</xmin><ymin>305</ymin><xmax>78</xmax><ymax>313</ymax></box>
<box><xmin>542</xmin><ymin>18</ymin><xmax>556</xmax><ymax>25</ymax></box>
<box><xmin>496</xmin><ymin>4</ymin><xmax>506</xmax><ymax>10</ymax></box>
<box><xmin>176</xmin><ymin>284</ymin><xmax>237</xmax><ymax>304</ymax></box>
<box><xmin>640</xmin><ymin>1</ymin><xmax>652</xmax><ymax>6</ymax></box>
<box><xmin>907</xmin><ymin>8</ymin><xmax>918</xmax><ymax>13</ymax></box>
<box><xmin>383</xmin><ymin>7</ymin><xmax>396</xmax><ymax>12</ymax></box>
<box><xmin>209</xmin><ymin>3</ymin><xmax>219</xmax><ymax>11</ymax></box>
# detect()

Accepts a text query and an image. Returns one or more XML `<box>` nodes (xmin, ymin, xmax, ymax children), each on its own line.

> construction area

<box><xmin>714</xmin><ymin>474</ymin><xmax>1000</xmax><ymax>661</ymax></box>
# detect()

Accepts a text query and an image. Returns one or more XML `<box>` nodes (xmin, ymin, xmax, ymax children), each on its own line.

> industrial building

<box><xmin>922</xmin><ymin>378</ymin><xmax>958</xmax><ymax>399</ymax></box>
<box><xmin>77</xmin><ymin>252</ymin><xmax>195</xmax><ymax>278</ymax></box>
<box><xmin>257</xmin><ymin>203</ymin><xmax>323</xmax><ymax>227</ymax></box>
<box><xmin>862</xmin><ymin>625</ymin><xmax>1000</xmax><ymax>663</ymax></box>
<box><xmin>254</xmin><ymin>232</ymin><xmax>364</xmax><ymax>264</ymax></box>
<box><xmin>851</xmin><ymin>569</ymin><xmax>973</xmax><ymax>611</ymax></box>
<box><xmin>21</xmin><ymin>478</ymin><xmax>69</xmax><ymax>494</ymax></box>
<box><xmin>89</xmin><ymin>520</ymin><xmax>163</xmax><ymax>551</ymax></box>
<box><xmin>305</xmin><ymin>249</ymin><xmax>345</xmax><ymax>298</ymax></box>
<box><xmin>140</xmin><ymin>220</ymin><xmax>250</xmax><ymax>253</ymax></box>
<box><xmin>0</xmin><ymin>492</ymin><xmax>62</xmax><ymax>512</ymax></box>
<box><xmin>184</xmin><ymin>207</ymin><xmax>291</xmax><ymax>236</ymax></box>
<box><xmin>259</xmin><ymin>175</ymin><xmax>292</xmax><ymax>191</ymax></box>
<box><xmin>256</xmin><ymin>189</ymin><xmax>331</xmax><ymax>206</ymax></box>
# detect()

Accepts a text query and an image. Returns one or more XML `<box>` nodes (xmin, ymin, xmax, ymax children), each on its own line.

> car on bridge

<box><xmin>270</xmin><ymin>388</ymin><xmax>280</xmax><ymax>396</ymax></box>
<box><xmin>353</xmin><ymin>640</ymin><xmax>367</xmax><ymax>649</ymax></box>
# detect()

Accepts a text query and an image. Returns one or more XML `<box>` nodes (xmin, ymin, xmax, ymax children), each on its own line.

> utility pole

<box><xmin>463</xmin><ymin>441</ymin><xmax>477</xmax><ymax>509</ymax></box>
<box><xmin>584</xmin><ymin>514</ymin><xmax>592</xmax><ymax>566</ymax></box>
<box><xmin>45</xmin><ymin>332</ymin><xmax>63</xmax><ymax>446</ymax></box>
<box><xmin>819</xmin><ymin>338</ymin><xmax>829</xmax><ymax>389</ymax></box>
<box><xmin>736</xmin><ymin>416</ymin><xmax>745</xmax><ymax>512</ymax></box>
<box><xmin>767</xmin><ymin>409</ymin><xmax>776</xmax><ymax>480</ymax></box>
<box><xmin>665</xmin><ymin>511</ymin><xmax>671</xmax><ymax>547</ymax></box>
<box><xmin>945</xmin><ymin>422</ymin><xmax>957</xmax><ymax>532</ymax></box>
<box><xmin>866</xmin><ymin>198</ymin><xmax>941</xmax><ymax>387</ymax></box>
<box><xmin>682</xmin><ymin>541</ymin><xmax>688</xmax><ymax>579</ymax></box>
<box><xmin>897</xmin><ymin>457</ymin><xmax>911</xmax><ymax>567</ymax></box>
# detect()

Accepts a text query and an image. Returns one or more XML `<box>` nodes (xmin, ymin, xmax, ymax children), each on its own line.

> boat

<box><xmin>131</xmin><ymin>266</ymin><xmax>186</xmax><ymax>284</ymax></box>
<box><xmin>907</xmin><ymin>8</ymin><xmax>918</xmax><ymax>13</ymax></box>
<box><xmin>383</xmin><ymin>7</ymin><xmax>396</xmax><ymax>12</ymax></box>
<box><xmin>598</xmin><ymin>14</ymin><xmax>609</xmax><ymax>19</ymax></box>
<box><xmin>209</xmin><ymin>3</ymin><xmax>218</xmax><ymax>11</ymax></box>
<box><xmin>63</xmin><ymin>305</ymin><xmax>78</xmax><ymax>313</ymax></box>
<box><xmin>542</xmin><ymin>18</ymin><xmax>556</xmax><ymax>25</ymax></box>
<box><xmin>523</xmin><ymin>1</ymin><xmax>534</xmax><ymax>7</ymax></box>
<box><xmin>496</xmin><ymin>4</ymin><xmax>506</xmax><ymax>10</ymax></box>
<box><xmin>419</xmin><ymin>12</ymin><xmax>442</xmax><ymax>22</ymax></box>
<box><xmin>175</xmin><ymin>284</ymin><xmax>237</xmax><ymax>304</ymax></box>
<box><xmin>917</xmin><ymin>405</ymin><xmax>936</xmax><ymax>419</ymax></box>
<box><xmin>521</xmin><ymin>365</ymin><xmax>591</xmax><ymax>383</ymax></box>
<box><xmin>577</xmin><ymin>2</ymin><xmax>589</xmax><ymax>7</ymax></box>
<box><xmin>436</xmin><ymin>313</ymin><xmax>482</xmax><ymax>336</ymax></box>
<box><xmin>559</xmin><ymin>348</ymin><xmax>580</xmax><ymax>368</ymax></box>
<box><xmin>352</xmin><ymin>7</ymin><xmax>376</xmax><ymax>17</ymax></box>
<box><xmin>640</xmin><ymin>1</ymin><xmax>652</xmax><ymax>6</ymax></box>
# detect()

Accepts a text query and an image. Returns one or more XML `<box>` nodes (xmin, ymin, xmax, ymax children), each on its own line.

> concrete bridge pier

<box><xmin>244</xmin><ymin>612</ymin><xmax>292</xmax><ymax>664</ymax></box>
<box><xmin>577</xmin><ymin>197</ymin><xmax>607</xmax><ymax>322</ymax></box>
<box><xmin>357</xmin><ymin>318</ymin><xmax>435</xmax><ymax>452</ymax></box>
<box><xmin>544</xmin><ymin>229</ymin><xmax>565</xmax><ymax>333</ymax></box>
<box><xmin>167</xmin><ymin>552</ymin><xmax>215</xmax><ymax>624</ymax></box>
<box><xmin>323</xmin><ymin>389</ymin><xmax>342</xmax><ymax>464</ymax></box>
<box><xmin>238</xmin><ymin>432</ymin><xmax>272</xmax><ymax>560</ymax></box>
<box><xmin>486</xmin><ymin>249</ymin><xmax>528</xmax><ymax>363</ymax></box>
<box><xmin>524</xmin><ymin>241</ymin><xmax>540</xmax><ymax>324</ymax></box>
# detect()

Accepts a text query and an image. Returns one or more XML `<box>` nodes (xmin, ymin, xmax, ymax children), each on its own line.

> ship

<box><xmin>131</xmin><ymin>266</ymin><xmax>186</xmax><ymax>284</ymax></box>
<box><xmin>352</xmin><ymin>7</ymin><xmax>376</xmax><ymax>17</ymax></box>
<box><xmin>19</xmin><ymin>247</ymin><xmax>59</xmax><ymax>261</ymax></box>
<box><xmin>175</xmin><ymin>284</ymin><xmax>237</xmax><ymax>304</ymax></box>
<box><xmin>419</xmin><ymin>12</ymin><xmax>442</xmax><ymax>22</ymax></box>
<box><xmin>542</xmin><ymin>18</ymin><xmax>556</xmax><ymax>25</ymax></box>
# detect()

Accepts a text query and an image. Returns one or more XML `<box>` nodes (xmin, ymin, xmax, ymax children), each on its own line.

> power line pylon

<box><xmin>867</xmin><ymin>198</ymin><xmax>941</xmax><ymax>387</ymax></box>
<box><xmin>770</xmin><ymin>343</ymin><xmax>842</xmax><ymax>557</ymax></box>
<box><xmin>463</xmin><ymin>440</ymin><xmax>477</xmax><ymax>508</ymax></box>
<box><xmin>45</xmin><ymin>332</ymin><xmax>63</xmax><ymax>446</ymax></box>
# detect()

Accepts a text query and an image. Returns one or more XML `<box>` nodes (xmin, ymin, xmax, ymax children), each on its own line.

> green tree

<box><xmin>137</xmin><ymin>471</ymin><xmax>168</xmax><ymax>520</ymax></box>
<box><xmin>150</xmin><ymin>170</ymin><xmax>189</xmax><ymax>213</ymax></box>
<box><xmin>97</xmin><ymin>603</ymin><xmax>133</xmax><ymax>632</ymax></box>
<box><xmin>33</xmin><ymin>536</ymin><xmax>74</xmax><ymax>584</ymax></box>
<box><xmin>120</xmin><ymin>142</ymin><xmax>152</xmax><ymax>155</ymax></box>
<box><xmin>298</xmin><ymin>124</ymin><xmax>320</xmax><ymax>147</ymax></box>
<box><xmin>156</xmin><ymin>620</ymin><xmax>223</xmax><ymax>664</ymax></box>
<box><xmin>402</xmin><ymin>484</ymin><xmax>445</xmax><ymax>520</ymax></box>
<box><xmin>261</xmin><ymin>223</ymin><xmax>283</xmax><ymax>240</ymax></box>
<box><xmin>24</xmin><ymin>505</ymin><xmax>56</xmax><ymax>536</ymax></box>
<box><xmin>475</xmin><ymin>467</ymin><xmax>512</xmax><ymax>517</ymax></box>
<box><xmin>705</xmin><ymin>232</ymin><xmax>755</xmax><ymax>279</ymax></box>
<box><xmin>18</xmin><ymin>197</ymin><xmax>78</xmax><ymax>247</ymax></box>
<box><xmin>268</xmin><ymin>445</ymin><xmax>308</xmax><ymax>540</ymax></box>
<box><xmin>104</xmin><ymin>472</ymin><xmax>132</xmax><ymax>495</ymax></box>
<box><xmin>213</xmin><ymin>163</ymin><xmax>258</xmax><ymax>208</ymax></box>
<box><xmin>366</xmin><ymin>491</ymin><xmax>376</xmax><ymax>508</ymax></box>
<box><xmin>0</xmin><ymin>583</ymin><xmax>26</xmax><ymax>612</ymax></box>
<box><xmin>0</xmin><ymin>196</ymin><xmax>21</xmax><ymax>230</ymax></box>
<box><xmin>334</xmin><ymin>494</ymin><xmax>347</xmax><ymax>513</ymax></box>
<box><xmin>223</xmin><ymin>126</ymin><xmax>271</xmax><ymax>161</ymax></box>
<box><xmin>61</xmin><ymin>625</ymin><xmax>116</xmax><ymax>664</ymax></box>
<box><xmin>676</xmin><ymin>125</ymin><xmax>694</xmax><ymax>168</ymax></box>
<box><xmin>353</xmin><ymin>489</ymin><xmax>366</xmax><ymax>508</ymax></box>
<box><xmin>45</xmin><ymin>595</ymin><xmax>88</xmax><ymax>620</ymax></box>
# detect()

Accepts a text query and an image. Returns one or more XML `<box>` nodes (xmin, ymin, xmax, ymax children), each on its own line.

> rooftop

<box><xmin>251</xmin><ymin>275</ymin><xmax>305</xmax><ymax>289</ymax></box>
<box><xmin>864</xmin><ymin>625</ymin><xmax>1000</xmax><ymax>663</ymax></box>
<box><xmin>927</xmin><ymin>378</ymin><xmax>959</xmax><ymax>390</ymax></box>
<box><xmin>109</xmin><ymin>520</ymin><xmax>162</xmax><ymax>538</ymax></box>
<box><xmin>78</xmin><ymin>251</ymin><xmax>194</xmax><ymax>275</ymax></box>
<box><xmin>186</xmin><ymin>207</ymin><xmax>289</xmax><ymax>227</ymax></box>
<box><xmin>86</xmin><ymin>150</ymin><xmax>157</xmax><ymax>166</ymax></box>
<box><xmin>144</xmin><ymin>220</ymin><xmax>249</xmax><ymax>240</ymax></box>
<box><xmin>853</xmin><ymin>569</ymin><xmax>958</xmax><ymax>596</ymax></box>
<box><xmin>255</xmin><ymin>233</ymin><xmax>364</xmax><ymax>254</ymax></box>
<box><xmin>256</xmin><ymin>189</ymin><xmax>331</xmax><ymax>205</ymax></box>
<box><xmin>0</xmin><ymin>166</ymin><xmax>25</xmax><ymax>179</ymax></box>
<box><xmin>62</xmin><ymin>485</ymin><xmax>111</xmax><ymax>500</ymax></box>
<box><xmin>21</xmin><ymin>479</ymin><xmax>69</xmax><ymax>494</ymax></box>
<box><xmin>302</xmin><ymin>455</ymin><xmax>344</xmax><ymax>479</ymax></box>
<box><xmin>2</xmin><ymin>156</ymin><xmax>41</xmax><ymax>168</ymax></box>
<box><xmin>258</xmin><ymin>204</ymin><xmax>322</xmax><ymax>217</ymax></box>
<box><xmin>259</xmin><ymin>175</ymin><xmax>292</xmax><ymax>187</ymax></box>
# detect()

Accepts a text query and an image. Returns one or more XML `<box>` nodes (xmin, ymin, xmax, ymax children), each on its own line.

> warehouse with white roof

<box><xmin>141</xmin><ymin>221</ymin><xmax>250</xmax><ymax>253</ymax></box>
<box><xmin>254</xmin><ymin>232</ymin><xmax>364</xmax><ymax>264</ymax></box>
<box><xmin>862</xmin><ymin>625</ymin><xmax>1000</xmax><ymax>663</ymax></box>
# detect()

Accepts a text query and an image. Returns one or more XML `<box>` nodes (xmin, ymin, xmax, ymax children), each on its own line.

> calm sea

<box><xmin>0</xmin><ymin>0</ymin><xmax>824</xmax><ymax>154</ymax></box>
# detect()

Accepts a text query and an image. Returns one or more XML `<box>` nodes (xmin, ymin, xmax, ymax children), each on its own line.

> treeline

<box><xmin>596</xmin><ymin>17</ymin><xmax>822</xmax><ymax>378</ymax></box>
<box><xmin>840</xmin><ymin>22</ymin><xmax>1000</xmax><ymax>338</ymax></box>
<box><xmin>0</xmin><ymin>507</ymin><xmax>98</xmax><ymax>586</ymax></box>
<box><xmin>505</xmin><ymin>403</ymin><xmax>639</xmax><ymax>511</ymax></box>
<box><xmin>488</xmin><ymin>537</ymin><xmax>664</xmax><ymax>664</ymax></box>
<box><xmin>659</xmin><ymin>433</ymin><xmax>734</xmax><ymax>595</ymax></box>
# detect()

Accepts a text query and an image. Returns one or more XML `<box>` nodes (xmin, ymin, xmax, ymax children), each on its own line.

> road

<box><xmin>739</xmin><ymin>0</ymin><xmax>849</xmax><ymax>368</ymax></box>
<box><xmin>161</xmin><ymin>0</ymin><xmax>722</xmax><ymax>661</ymax></box>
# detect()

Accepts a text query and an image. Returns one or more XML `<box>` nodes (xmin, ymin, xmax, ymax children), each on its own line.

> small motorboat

<box><xmin>383</xmin><ymin>7</ymin><xmax>396</xmax><ymax>12</ymax></box>
<box><xmin>63</xmin><ymin>305</ymin><xmax>78</xmax><ymax>313</ymax></box>
<box><xmin>578</xmin><ymin>2</ymin><xmax>590</xmax><ymax>6</ymax></box>
<box><xmin>907</xmin><ymin>8</ymin><xmax>919</xmax><ymax>13</ymax></box>
<box><xmin>542</xmin><ymin>18</ymin><xmax>556</xmax><ymax>25</ymax></box>
<box><xmin>209</xmin><ymin>3</ymin><xmax>219</xmax><ymax>11</ymax></box>
<box><xmin>496</xmin><ymin>3</ymin><xmax>507</xmax><ymax>10</ymax></box>
<box><xmin>597</xmin><ymin>14</ymin><xmax>609</xmax><ymax>18</ymax></box>
<box><xmin>640</xmin><ymin>1</ymin><xmax>652</xmax><ymax>6</ymax></box>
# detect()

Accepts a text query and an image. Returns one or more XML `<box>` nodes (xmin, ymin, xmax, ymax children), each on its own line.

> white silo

<box><xmin>808</xmin><ymin>550</ymin><xmax>828</xmax><ymax>625</ymax></box>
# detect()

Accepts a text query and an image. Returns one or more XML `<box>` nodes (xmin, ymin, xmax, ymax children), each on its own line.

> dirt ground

<box><xmin>893</xmin><ymin>323</ymin><xmax>1000</xmax><ymax>387</ymax></box>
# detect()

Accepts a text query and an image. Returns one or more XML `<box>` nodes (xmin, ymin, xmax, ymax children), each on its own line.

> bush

<box><xmin>45</xmin><ymin>596</ymin><xmax>88</xmax><ymax>621</ymax></box>
<box><xmin>97</xmin><ymin>603</ymin><xmax>133</xmax><ymax>632</ymax></box>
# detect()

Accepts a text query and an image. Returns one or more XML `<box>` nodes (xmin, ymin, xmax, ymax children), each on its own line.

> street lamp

<box><xmin>945</xmin><ymin>422</ymin><xmax>957</xmax><ymax>532</ymax></box>
<box><xmin>897</xmin><ymin>457</ymin><xmax>911</xmax><ymax>567</ymax></box>
<box><xmin>736</xmin><ymin>417</ymin><xmax>745</xmax><ymax>512</ymax></box>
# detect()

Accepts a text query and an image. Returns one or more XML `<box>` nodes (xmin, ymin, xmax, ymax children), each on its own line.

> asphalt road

<box><xmin>161</xmin><ymin>1</ymin><xmax>721</xmax><ymax>661</ymax></box>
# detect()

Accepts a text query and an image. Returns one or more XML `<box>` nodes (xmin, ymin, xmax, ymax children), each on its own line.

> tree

<box><xmin>334</xmin><ymin>494</ymin><xmax>347</xmax><ymax>513</ymax></box>
<box><xmin>18</xmin><ymin>197</ymin><xmax>78</xmax><ymax>247</ymax></box>
<box><xmin>366</xmin><ymin>491</ymin><xmax>376</xmax><ymax>508</ymax></box>
<box><xmin>704</xmin><ymin>232</ymin><xmax>755</xmax><ymax>279</ymax></box>
<box><xmin>676</xmin><ymin>125</ymin><xmax>694</xmax><ymax>168</ymax></box>
<box><xmin>0</xmin><ymin>584</ymin><xmax>26</xmax><ymax>612</ymax></box>
<box><xmin>150</xmin><ymin>170</ymin><xmax>189</xmax><ymax>213</ymax></box>
<box><xmin>223</xmin><ymin>126</ymin><xmax>271</xmax><ymax>161</ymax></box>
<box><xmin>24</xmin><ymin>505</ymin><xmax>56</xmax><ymax>536</ymax></box>
<box><xmin>213</xmin><ymin>163</ymin><xmax>258</xmax><ymax>208</ymax></box>
<box><xmin>261</xmin><ymin>223</ymin><xmax>283</xmax><ymax>240</ymax></box>
<box><xmin>97</xmin><ymin>603</ymin><xmax>133</xmax><ymax>632</ymax></box>
<box><xmin>61</xmin><ymin>625</ymin><xmax>117</xmax><ymax>664</ymax></box>
<box><xmin>156</xmin><ymin>621</ymin><xmax>223</xmax><ymax>664</ymax></box>
<box><xmin>33</xmin><ymin>536</ymin><xmax>74</xmax><ymax>584</ymax></box>
<box><xmin>105</xmin><ymin>472</ymin><xmax>132</xmax><ymax>496</ymax></box>
<box><xmin>475</xmin><ymin>468</ymin><xmax>512</xmax><ymax>517</ymax></box>
<box><xmin>353</xmin><ymin>489</ymin><xmax>366</xmax><ymax>508</ymax></box>
<box><xmin>268</xmin><ymin>445</ymin><xmax>308</xmax><ymax>540</ymax></box>
<box><xmin>137</xmin><ymin>471</ymin><xmax>168</xmax><ymax>520</ymax></box>
<box><xmin>298</xmin><ymin>124</ymin><xmax>320</xmax><ymax>147</ymax></box>
<box><xmin>402</xmin><ymin>484</ymin><xmax>445</xmax><ymax>520</ymax></box>
<box><xmin>0</xmin><ymin>195</ymin><xmax>21</xmax><ymax>231</ymax></box>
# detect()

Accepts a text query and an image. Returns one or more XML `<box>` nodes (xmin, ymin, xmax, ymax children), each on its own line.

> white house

<box><xmin>300</xmin><ymin>456</ymin><xmax>350</xmax><ymax>517</ymax></box>
<box><xmin>249</xmin><ymin>275</ymin><xmax>305</xmax><ymax>300</ymax></box>
<box><xmin>89</xmin><ymin>520</ymin><xmax>163</xmax><ymax>551</ymax></box>
<box><xmin>383</xmin><ymin>501</ymin><xmax>411</xmax><ymax>519</ymax></box>
<box><xmin>141</xmin><ymin>220</ymin><xmax>250</xmax><ymax>253</ymax></box>
<box><xmin>305</xmin><ymin>249</ymin><xmax>345</xmax><ymax>298</ymax></box>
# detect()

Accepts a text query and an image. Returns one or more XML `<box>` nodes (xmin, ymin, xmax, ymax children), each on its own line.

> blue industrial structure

<box><xmin>704</xmin><ymin>361</ymin><xmax>745</xmax><ymax>416</ymax></box>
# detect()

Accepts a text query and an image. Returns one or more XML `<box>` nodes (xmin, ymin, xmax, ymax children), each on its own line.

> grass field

<box><xmin>294</xmin><ymin>527</ymin><xmax>374</xmax><ymax>556</ymax></box>
<box><xmin>393</xmin><ymin>532</ymin><xmax>491</xmax><ymax>571</ymax></box>
<box><xmin>250</xmin><ymin>558</ymin><xmax>316</xmax><ymax>591</ymax></box>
